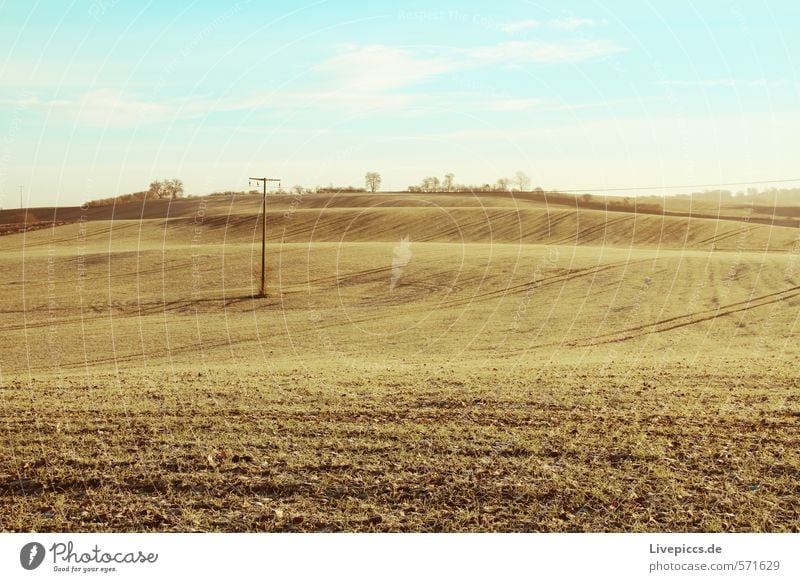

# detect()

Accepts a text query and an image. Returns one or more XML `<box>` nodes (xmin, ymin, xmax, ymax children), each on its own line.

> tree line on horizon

<box><xmin>407</xmin><ymin>171</ymin><xmax>534</xmax><ymax>193</ymax></box>
<box><xmin>81</xmin><ymin>174</ymin><xmax>800</xmax><ymax>210</ymax></box>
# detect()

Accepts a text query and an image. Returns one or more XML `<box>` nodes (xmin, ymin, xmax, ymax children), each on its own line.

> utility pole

<box><xmin>249</xmin><ymin>176</ymin><xmax>280</xmax><ymax>298</ymax></box>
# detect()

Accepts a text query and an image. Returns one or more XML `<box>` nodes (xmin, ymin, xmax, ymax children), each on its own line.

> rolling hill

<box><xmin>1</xmin><ymin>191</ymin><xmax>798</xmax><ymax>532</ymax></box>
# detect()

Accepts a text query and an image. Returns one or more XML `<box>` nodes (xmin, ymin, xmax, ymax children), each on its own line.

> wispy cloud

<box><xmin>76</xmin><ymin>89</ymin><xmax>168</xmax><ymax>126</ymax></box>
<box><xmin>462</xmin><ymin>39</ymin><xmax>623</xmax><ymax>64</ymax></box>
<box><xmin>231</xmin><ymin>126</ymin><xmax>331</xmax><ymax>137</ymax></box>
<box><xmin>316</xmin><ymin>45</ymin><xmax>457</xmax><ymax>92</ymax></box>
<box><xmin>250</xmin><ymin>40</ymin><xmax>624</xmax><ymax>116</ymax></box>
<box><xmin>501</xmin><ymin>17</ymin><xmax>604</xmax><ymax>33</ymax></box>
<box><xmin>316</xmin><ymin>40</ymin><xmax>624</xmax><ymax>92</ymax></box>
<box><xmin>0</xmin><ymin>94</ymin><xmax>74</xmax><ymax>108</ymax></box>
<box><xmin>657</xmin><ymin>79</ymin><xmax>770</xmax><ymax>88</ymax></box>
<box><xmin>297</xmin><ymin>41</ymin><xmax>624</xmax><ymax>115</ymax></box>
<box><xmin>290</xmin><ymin>89</ymin><xmax>422</xmax><ymax>112</ymax></box>
<box><xmin>482</xmin><ymin>97</ymin><xmax>548</xmax><ymax>112</ymax></box>
<box><xmin>480</xmin><ymin>98</ymin><xmax>617</xmax><ymax>113</ymax></box>
<box><xmin>18</xmin><ymin>38</ymin><xmax>624</xmax><ymax>127</ymax></box>
<box><xmin>550</xmin><ymin>17</ymin><xmax>604</xmax><ymax>30</ymax></box>
<box><xmin>212</xmin><ymin>89</ymin><xmax>421</xmax><ymax>115</ymax></box>
<box><xmin>483</xmin><ymin>98</ymin><xmax>548</xmax><ymax>112</ymax></box>
<box><xmin>0</xmin><ymin>89</ymin><xmax>174</xmax><ymax>127</ymax></box>
<box><xmin>501</xmin><ymin>19</ymin><xmax>540</xmax><ymax>33</ymax></box>
<box><xmin>8</xmin><ymin>88</ymin><xmax>229</xmax><ymax>128</ymax></box>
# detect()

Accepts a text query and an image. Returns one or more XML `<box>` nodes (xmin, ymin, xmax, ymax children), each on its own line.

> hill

<box><xmin>1</xmin><ymin>190</ymin><xmax>799</xmax><ymax>532</ymax></box>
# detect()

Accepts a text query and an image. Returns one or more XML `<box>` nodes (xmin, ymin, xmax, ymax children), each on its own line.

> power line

<box><xmin>552</xmin><ymin>177</ymin><xmax>800</xmax><ymax>194</ymax></box>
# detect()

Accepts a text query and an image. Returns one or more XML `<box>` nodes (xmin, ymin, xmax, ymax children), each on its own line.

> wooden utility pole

<box><xmin>249</xmin><ymin>177</ymin><xmax>280</xmax><ymax>297</ymax></box>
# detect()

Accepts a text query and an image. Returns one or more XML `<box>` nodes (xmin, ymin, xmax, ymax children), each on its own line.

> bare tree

<box><xmin>514</xmin><ymin>171</ymin><xmax>531</xmax><ymax>192</ymax></box>
<box><xmin>431</xmin><ymin>176</ymin><xmax>440</xmax><ymax>192</ymax></box>
<box><xmin>365</xmin><ymin>172</ymin><xmax>382</xmax><ymax>193</ymax></box>
<box><xmin>148</xmin><ymin>179</ymin><xmax>184</xmax><ymax>200</ymax></box>
<box><xmin>443</xmin><ymin>173</ymin><xmax>455</xmax><ymax>192</ymax></box>
<box><xmin>421</xmin><ymin>177</ymin><xmax>435</xmax><ymax>192</ymax></box>
<box><xmin>496</xmin><ymin>177</ymin><xmax>510</xmax><ymax>192</ymax></box>
<box><xmin>165</xmin><ymin>178</ymin><xmax>184</xmax><ymax>199</ymax></box>
<box><xmin>147</xmin><ymin>180</ymin><xmax>163</xmax><ymax>200</ymax></box>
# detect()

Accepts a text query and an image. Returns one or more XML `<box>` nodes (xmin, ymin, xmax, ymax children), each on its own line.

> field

<box><xmin>1</xmin><ymin>191</ymin><xmax>799</xmax><ymax>532</ymax></box>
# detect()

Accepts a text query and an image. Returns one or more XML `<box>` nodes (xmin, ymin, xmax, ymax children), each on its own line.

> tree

<box><xmin>443</xmin><ymin>173</ymin><xmax>455</xmax><ymax>192</ymax></box>
<box><xmin>163</xmin><ymin>178</ymin><xmax>184</xmax><ymax>199</ymax></box>
<box><xmin>496</xmin><ymin>177</ymin><xmax>510</xmax><ymax>192</ymax></box>
<box><xmin>147</xmin><ymin>178</ymin><xmax>184</xmax><ymax>200</ymax></box>
<box><xmin>514</xmin><ymin>171</ymin><xmax>531</xmax><ymax>192</ymax></box>
<box><xmin>365</xmin><ymin>172</ymin><xmax>382</xmax><ymax>193</ymax></box>
<box><xmin>431</xmin><ymin>176</ymin><xmax>440</xmax><ymax>192</ymax></box>
<box><xmin>421</xmin><ymin>177</ymin><xmax>435</xmax><ymax>192</ymax></box>
<box><xmin>147</xmin><ymin>180</ymin><xmax>163</xmax><ymax>200</ymax></box>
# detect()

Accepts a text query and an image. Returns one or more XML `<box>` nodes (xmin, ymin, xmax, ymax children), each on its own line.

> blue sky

<box><xmin>1</xmin><ymin>0</ymin><xmax>798</xmax><ymax>206</ymax></box>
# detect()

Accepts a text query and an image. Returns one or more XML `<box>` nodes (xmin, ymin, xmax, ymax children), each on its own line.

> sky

<box><xmin>0</xmin><ymin>0</ymin><xmax>799</xmax><ymax>207</ymax></box>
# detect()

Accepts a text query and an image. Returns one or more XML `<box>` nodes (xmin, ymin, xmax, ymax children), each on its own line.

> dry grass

<box><xmin>1</xmin><ymin>192</ymin><xmax>799</xmax><ymax>531</ymax></box>
<box><xmin>3</xmin><ymin>365</ymin><xmax>799</xmax><ymax>532</ymax></box>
